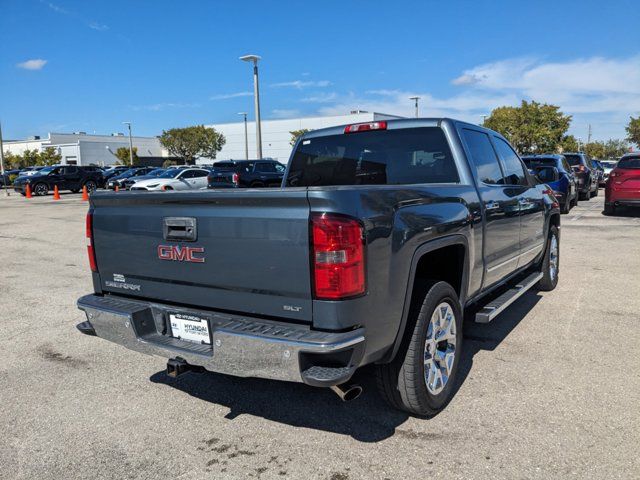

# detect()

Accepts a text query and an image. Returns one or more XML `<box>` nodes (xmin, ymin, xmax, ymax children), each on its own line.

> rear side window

<box><xmin>286</xmin><ymin>127</ymin><xmax>458</xmax><ymax>187</ymax></box>
<box><xmin>255</xmin><ymin>162</ymin><xmax>277</xmax><ymax>173</ymax></box>
<box><xmin>493</xmin><ymin>138</ymin><xmax>527</xmax><ymax>186</ymax></box>
<box><xmin>462</xmin><ymin>129</ymin><xmax>503</xmax><ymax>185</ymax></box>
<box><xmin>617</xmin><ymin>156</ymin><xmax>640</xmax><ymax>169</ymax></box>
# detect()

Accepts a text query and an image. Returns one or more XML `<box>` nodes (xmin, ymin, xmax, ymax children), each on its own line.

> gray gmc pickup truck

<box><xmin>77</xmin><ymin>118</ymin><xmax>560</xmax><ymax>416</ymax></box>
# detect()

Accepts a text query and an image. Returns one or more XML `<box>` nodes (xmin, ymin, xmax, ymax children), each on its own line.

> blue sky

<box><xmin>1</xmin><ymin>0</ymin><xmax>638</xmax><ymax>142</ymax></box>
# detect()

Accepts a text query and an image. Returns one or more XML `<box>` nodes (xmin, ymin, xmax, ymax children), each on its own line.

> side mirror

<box><xmin>535</xmin><ymin>166</ymin><xmax>559</xmax><ymax>183</ymax></box>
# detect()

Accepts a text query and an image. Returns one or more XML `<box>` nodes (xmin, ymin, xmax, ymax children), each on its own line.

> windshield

<box><xmin>148</xmin><ymin>168</ymin><xmax>165</xmax><ymax>176</ymax></box>
<box><xmin>39</xmin><ymin>166</ymin><xmax>57</xmax><ymax>175</ymax></box>
<box><xmin>601</xmin><ymin>161</ymin><xmax>617</xmax><ymax>169</ymax></box>
<box><xmin>119</xmin><ymin>169</ymin><xmax>137</xmax><ymax>177</ymax></box>
<box><xmin>617</xmin><ymin>157</ymin><xmax>640</xmax><ymax>169</ymax></box>
<box><xmin>158</xmin><ymin>169</ymin><xmax>182</xmax><ymax>179</ymax></box>
<box><xmin>564</xmin><ymin>154</ymin><xmax>582</xmax><ymax>166</ymax></box>
<box><xmin>523</xmin><ymin>158</ymin><xmax>556</xmax><ymax>168</ymax></box>
<box><xmin>286</xmin><ymin>127</ymin><xmax>458</xmax><ymax>187</ymax></box>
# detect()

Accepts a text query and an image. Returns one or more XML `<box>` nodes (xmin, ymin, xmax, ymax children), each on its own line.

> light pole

<box><xmin>238</xmin><ymin>112</ymin><xmax>249</xmax><ymax>160</ymax></box>
<box><xmin>0</xmin><ymin>120</ymin><xmax>8</xmax><ymax>196</ymax></box>
<box><xmin>409</xmin><ymin>96</ymin><xmax>420</xmax><ymax>118</ymax></box>
<box><xmin>481</xmin><ymin>114</ymin><xmax>488</xmax><ymax>126</ymax></box>
<box><xmin>122</xmin><ymin>122</ymin><xmax>134</xmax><ymax>165</ymax></box>
<box><xmin>239</xmin><ymin>54</ymin><xmax>263</xmax><ymax>159</ymax></box>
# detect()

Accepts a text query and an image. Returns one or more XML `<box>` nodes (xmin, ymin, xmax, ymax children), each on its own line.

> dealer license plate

<box><xmin>169</xmin><ymin>314</ymin><xmax>211</xmax><ymax>345</ymax></box>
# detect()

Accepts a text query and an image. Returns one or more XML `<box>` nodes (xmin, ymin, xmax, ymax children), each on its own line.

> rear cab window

<box><xmin>617</xmin><ymin>156</ymin><xmax>640</xmax><ymax>169</ymax></box>
<box><xmin>461</xmin><ymin>129</ymin><xmax>504</xmax><ymax>185</ymax></box>
<box><xmin>286</xmin><ymin>127</ymin><xmax>459</xmax><ymax>186</ymax></box>
<box><xmin>492</xmin><ymin>137</ymin><xmax>528</xmax><ymax>186</ymax></box>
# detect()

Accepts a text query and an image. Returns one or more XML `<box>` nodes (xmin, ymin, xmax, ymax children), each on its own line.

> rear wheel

<box><xmin>250</xmin><ymin>181</ymin><xmax>265</xmax><ymax>188</ymax></box>
<box><xmin>33</xmin><ymin>183</ymin><xmax>49</xmax><ymax>196</ymax></box>
<box><xmin>536</xmin><ymin>225</ymin><xmax>559</xmax><ymax>291</ymax></box>
<box><xmin>376</xmin><ymin>281</ymin><xmax>462</xmax><ymax>416</ymax></box>
<box><xmin>604</xmin><ymin>204</ymin><xmax>616</xmax><ymax>216</ymax></box>
<box><xmin>560</xmin><ymin>199</ymin><xmax>570</xmax><ymax>214</ymax></box>
<box><xmin>592</xmin><ymin>187</ymin><xmax>599</xmax><ymax>197</ymax></box>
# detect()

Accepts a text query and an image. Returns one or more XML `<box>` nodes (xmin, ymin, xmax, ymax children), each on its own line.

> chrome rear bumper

<box><xmin>77</xmin><ymin>294</ymin><xmax>365</xmax><ymax>386</ymax></box>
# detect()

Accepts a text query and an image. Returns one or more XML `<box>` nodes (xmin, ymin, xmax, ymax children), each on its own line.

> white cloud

<box><xmin>270</xmin><ymin>109</ymin><xmax>300</xmax><ymax>119</ymax></box>
<box><xmin>130</xmin><ymin>102</ymin><xmax>200</xmax><ymax>111</ymax></box>
<box><xmin>210</xmin><ymin>91</ymin><xmax>253</xmax><ymax>100</ymax></box>
<box><xmin>300</xmin><ymin>92</ymin><xmax>338</xmax><ymax>103</ymax></box>
<box><xmin>17</xmin><ymin>59</ymin><xmax>48</xmax><ymax>70</ymax></box>
<box><xmin>271</xmin><ymin>80</ymin><xmax>332</xmax><ymax>89</ymax></box>
<box><xmin>88</xmin><ymin>22</ymin><xmax>108</xmax><ymax>31</ymax></box>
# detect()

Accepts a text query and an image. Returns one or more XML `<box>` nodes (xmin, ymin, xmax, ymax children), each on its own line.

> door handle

<box><xmin>485</xmin><ymin>201</ymin><xmax>500</xmax><ymax>211</ymax></box>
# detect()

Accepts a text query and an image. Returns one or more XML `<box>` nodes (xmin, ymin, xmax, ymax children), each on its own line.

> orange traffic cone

<box><xmin>115</xmin><ymin>185</ymin><xmax>119</xmax><ymax>192</ymax></box>
<box><xmin>82</xmin><ymin>185</ymin><xmax>89</xmax><ymax>201</ymax></box>
<box><xmin>53</xmin><ymin>185</ymin><xmax>61</xmax><ymax>200</ymax></box>
<box><xmin>25</xmin><ymin>184</ymin><xmax>32</xmax><ymax>198</ymax></box>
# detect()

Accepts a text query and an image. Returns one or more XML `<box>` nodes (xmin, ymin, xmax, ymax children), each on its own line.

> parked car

<box><xmin>562</xmin><ymin>153</ymin><xmax>598</xmax><ymax>200</ymax></box>
<box><xmin>120</xmin><ymin>168</ymin><xmax>166</xmax><ymax>190</ymax></box>
<box><xmin>77</xmin><ymin>118</ymin><xmax>560</xmax><ymax>416</ymax></box>
<box><xmin>13</xmin><ymin>165</ymin><xmax>103</xmax><ymax>196</ymax></box>
<box><xmin>207</xmin><ymin>160</ymin><xmax>286</xmax><ymax>188</ymax></box>
<box><xmin>130</xmin><ymin>167</ymin><xmax>210</xmax><ymax>191</ymax></box>
<box><xmin>106</xmin><ymin>167</ymin><xmax>156</xmax><ymax>190</ymax></box>
<box><xmin>0</xmin><ymin>169</ymin><xmax>21</xmax><ymax>186</ymax></box>
<box><xmin>101</xmin><ymin>166</ymin><xmax>130</xmax><ymax>187</ymax></box>
<box><xmin>522</xmin><ymin>154</ymin><xmax>578</xmax><ymax>213</ymax></box>
<box><xmin>600</xmin><ymin>160</ymin><xmax>617</xmax><ymax>185</ymax></box>
<box><xmin>604</xmin><ymin>153</ymin><xmax>640</xmax><ymax>215</ymax></box>
<box><xmin>591</xmin><ymin>160</ymin><xmax>606</xmax><ymax>187</ymax></box>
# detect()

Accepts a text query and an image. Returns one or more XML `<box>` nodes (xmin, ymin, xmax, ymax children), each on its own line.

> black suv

<box><xmin>207</xmin><ymin>160</ymin><xmax>286</xmax><ymax>188</ymax></box>
<box><xmin>563</xmin><ymin>153</ymin><xmax>598</xmax><ymax>200</ymax></box>
<box><xmin>13</xmin><ymin>165</ymin><xmax>103</xmax><ymax>196</ymax></box>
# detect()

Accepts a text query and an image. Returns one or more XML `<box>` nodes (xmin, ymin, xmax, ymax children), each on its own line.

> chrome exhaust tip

<box><xmin>330</xmin><ymin>383</ymin><xmax>362</xmax><ymax>402</ymax></box>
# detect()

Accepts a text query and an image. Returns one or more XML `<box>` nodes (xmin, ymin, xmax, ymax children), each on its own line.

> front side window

<box><xmin>462</xmin><ymin>129</ymin><xmax>503</xmax><ymax>185</ymax></box>
<box><xmin>286</xmin><ymin>127</ymin><xmax>458</xmax><ymax>187</ymax></box>
<box><xmin>493</xmin><ymin>137</ymin><xmax>527</xmax><ymax>186</ymax></box>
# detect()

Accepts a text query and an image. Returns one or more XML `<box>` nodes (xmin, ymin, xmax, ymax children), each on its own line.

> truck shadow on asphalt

<box><xmin>150</xmin><ymin>291</ymin><xmax>541</xmax><ymax>443</ymax></box>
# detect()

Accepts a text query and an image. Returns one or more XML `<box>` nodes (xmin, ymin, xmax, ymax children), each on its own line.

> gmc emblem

<box><xmin>157</xmin><ymin>245</ymin><xmax>205</xmax><ymax>263</ymax></box>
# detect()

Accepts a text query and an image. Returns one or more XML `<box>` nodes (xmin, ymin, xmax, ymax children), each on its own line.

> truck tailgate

<box><xmin>91</xmin><ymin>190</ymin><xmax>312</xmax><ymax>321</ymax></box>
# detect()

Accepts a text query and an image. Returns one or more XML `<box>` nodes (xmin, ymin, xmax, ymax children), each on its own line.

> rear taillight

<box><xmin>232</xmin><ymin>173</ymin><xmax>239</xmax><ymax>185</ymax></box>
<box><xmin>311</xmin><ymin>213</ymin><xmax>365</xmax><ymax>300</ymax></box>
<box><xmin>86</xmin><ymin>210</ymin><xmax>98</xmax><ymax>272</ymax></box>
<box><xmin>344</xmin><ymin>121</ymin><xmax>387</xmax><ymax>134</ymax></box>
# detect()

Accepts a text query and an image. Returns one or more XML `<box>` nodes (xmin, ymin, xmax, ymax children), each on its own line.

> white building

<box><xmin>4</xmin><ymin>132</ymin><xmax>167</xmax><ymax>166</ymax></box>
<box><xmin>204</xmin><ymin>111</ymin><xmax>402</xmax><ymax>164</ymax></box>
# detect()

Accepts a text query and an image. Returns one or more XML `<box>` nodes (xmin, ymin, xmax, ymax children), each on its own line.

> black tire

<box><xmin>71</xmin><ymin>189</ymin><xmax>80</xmax><ymax>194</ymax></box>
<box><xmin>604</xmin><ymin>204</ymin><xmax>616</xmax><ymax>216</ymax></box>
<box><xmin>560</xmin><ymin>199</ymin><xmax>570</xmax><ymax>214</ymax></box>
<box><xmin>536</xmin><ymin>225</ymin><xmax>559</xmax><ymax>291</ymax></box>
<box><xmin>84</xmin><ymin>180</ymin><xmax>97</xmax><ymax>193</ymax></box>
<box><xmin>33</xmin><ymin>183</ymin><xmax>49</xmax><ymax>196</ymax></box>
<box><xmin>376</xmin><ymin>281</ymin><xmax>463</xmax><ymax>416</ymax></box>
<box><xmin>592</xmin><ymin>187</ymin><xmax>599</xmax><ymax>197</ymax></box>
<box><xmin>250</xmin><ymin>182</ymin><xmax>265</xmax><ymax>188</ymax></box>
<box><xmin>579</xmin><ymin>190</ymin><xmax>590</xmax><ymax>201</ymax></box>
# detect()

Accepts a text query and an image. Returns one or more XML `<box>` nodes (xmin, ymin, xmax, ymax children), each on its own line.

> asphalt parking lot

<box><xmin>0</xmin><ymin>191</ymin><xmax>638</xmax><ymax>480</ymax></box>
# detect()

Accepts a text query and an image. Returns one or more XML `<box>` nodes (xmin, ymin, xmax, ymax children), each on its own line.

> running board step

<box><xmin>475</xmin><ymin>271</ymin><xmax>543</xmax><ymax>323</ymax></box>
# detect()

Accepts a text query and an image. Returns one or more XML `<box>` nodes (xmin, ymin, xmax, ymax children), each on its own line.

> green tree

<box><xmin>584</xmin><ymin>141</ymin><xmax>606</xmax><ymax>159</ymax></box>
<box><xmin>290</xmin><ymin>129</ymin><xmax>310</xmax><ymax>146</ymax></box>
<box><xmin>603</xmin><ymin>139</ymin><xmax>630</xmax><ymax>159</ymax></box>
<box><xmin>36</xmin><ymin>147</ymin><xmax>62</xmax><ymax>166</ymax></box>
<box><xmin>625</xmin><ymin>116</ymin><xmax>640</xmax><ymax>147</ymax></box>
<box><xmin>162</xmin><ymin>159</ymin><xmax>178</xmax><ymax>168</ymax></box>
<box><xmin>559</xmin><ymin>135</ymin><xmax>579</xmax><ymax>152</ymax></box>
<box><xmin>115</xmin><ymin>147</ymin><xmax>139</xmax><ymax>166</ymax></box>
<box><xmin>3</xmin><ymin>151</ymin><xmax>22</xmax><ymax>169</ymax></box>
<box><xmin>159</xmin><ymin>125</ymin><xmax>226</xmax><ymax>164</ymax></box>
<box><xmin>484</xmin><ymin>100</ymin><xmax>572</xmax><ymax>154</ymax></box>
<box><xmin>22</xmin><ymin>149</ymin><xmax>40</xmax><ymax>167</ymax></box>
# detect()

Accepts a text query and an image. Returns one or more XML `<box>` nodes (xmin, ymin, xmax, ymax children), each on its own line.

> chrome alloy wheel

<box><xmin>424</xmin><ymin>302</ymin><xmax>457</xmax><ymax>395</ymax></box>
<box><xmin>549</xmin><ymin>233</ymin><xmax>559</xmax><ymax>281</ymax></box>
